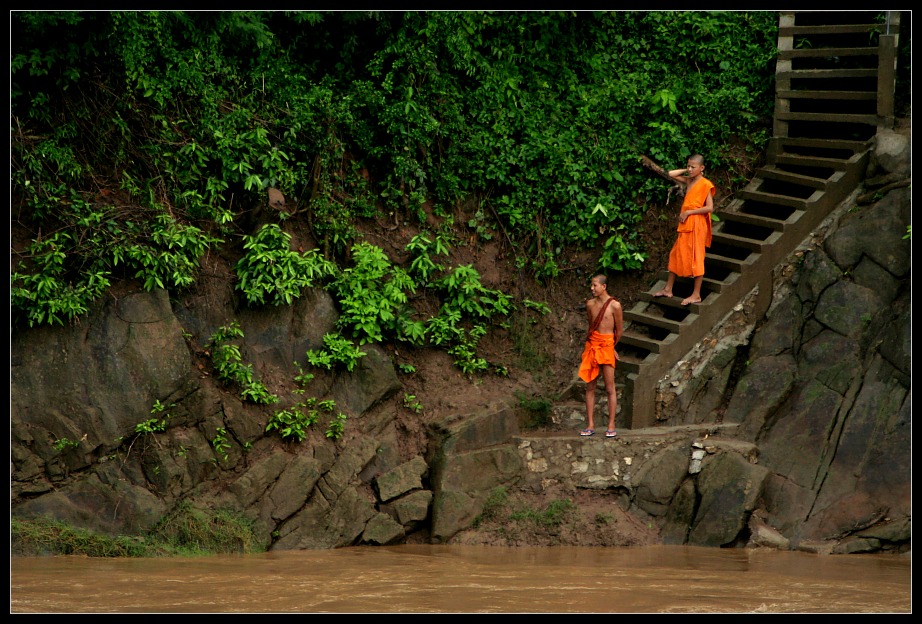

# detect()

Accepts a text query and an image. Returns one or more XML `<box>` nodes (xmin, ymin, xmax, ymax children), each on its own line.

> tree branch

<box><xmin>640</xmin><ymin>154</ymin><xmax>684</xmax><ymax>192</ymax></box>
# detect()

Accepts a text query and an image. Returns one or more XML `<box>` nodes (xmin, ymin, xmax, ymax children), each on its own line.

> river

<box><xmin>10</xmin><ymin>545</ymin><xmax>911</xmax><ymax>614</ymax></box>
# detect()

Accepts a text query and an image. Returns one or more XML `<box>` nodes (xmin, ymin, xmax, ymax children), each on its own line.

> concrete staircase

<box><xmin>617</xmin><ymin>11</ymin><xmax>901</xmax><ymax>429</ymax></box>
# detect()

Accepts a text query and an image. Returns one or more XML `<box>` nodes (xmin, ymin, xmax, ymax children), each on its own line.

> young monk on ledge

<box><xmin>652</xmin><ymin>153</ymin><xmax>716</xmax><ymax>306</ymax></box>
<box><xmin>578</xmin><ymin>274</ymin><xmax>623</xmax><ymax>438</ymax></box>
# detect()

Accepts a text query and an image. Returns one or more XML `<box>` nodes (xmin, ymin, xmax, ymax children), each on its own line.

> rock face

<box><xmin>10</xmin><ymin>286</ymin><xmax>421</xmax><ymax>550</ymax></box>
<box><xmin>10</xmin><ymin>145</ymin><xmax>911</xmax><ymax>555</ymax></box>
<box><xmin>736</xmin><ymin>184</ymin><xmax>911</xmax><ymax>550</ymax></box>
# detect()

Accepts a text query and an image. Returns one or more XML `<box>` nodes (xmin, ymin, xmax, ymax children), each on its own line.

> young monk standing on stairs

<box><xmin>652</xmin><ymin>154</ymin><xmax>716</xmax><ymax>306</ymax></box>
<box><xmin>578</xmin><ymin>274</ymin><xmax>623</xmax><ymax>438</ymax></box>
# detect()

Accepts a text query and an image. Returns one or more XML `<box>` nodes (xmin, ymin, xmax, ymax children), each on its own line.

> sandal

<box><xmin>580</xmin><ymin>429</ymin><xmax>594</xmax><ymax>437</ymax></box>
<box><xmin>605</xmin><ymin>430</ymin><xmax>617</xmax><ymax>438</ymax></box>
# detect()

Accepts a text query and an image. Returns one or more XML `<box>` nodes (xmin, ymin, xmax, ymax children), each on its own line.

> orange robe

<box><xmin>667</xmin><ymin>177</ymin><xmax>715</xmax><ymax>278</ymax></box>
<box><xmin>578</xmin><ymin>331</ymin><xmax>617</xmax><ymax>382</ymax></box>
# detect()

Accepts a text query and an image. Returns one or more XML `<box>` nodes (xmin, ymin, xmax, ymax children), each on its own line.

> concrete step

<box><xmin>769</xmin><ymin>137</ymin><xmax>870</xmax><ymax>153</ymax></box>
<box><xmin>710</xmin><ymin>230</ymin><xmax>776</xmax><ymax>254</ymax></box>
<box><xmin>614</xmin><ymin>350</ymin><xmax>653</xmax><ymax>376</ymax></box>
<box><xmin>623</xmin><ymin>308</ymin><xmax>686</xmax><ymax>334</ymax></box>
<box><xmin>531</xmin><ymin>401</ymin><xmax>744</xmax><ymax>439</ymax></box>
<box><xmin>775</xmin><ymin>111</ymin><xmax>880</xmax><ymax>126</ymax></box>
<box><xmin>738</xmin><ymin>189</ymin><xmax>812</xmax><ymax>210</ymax></box>
<box><xmin>756</xmin><ymin>165</ymin><xmax>831</xmax><ymax>190</ymax></box>
<box><xmin>778</xmin><ymin>46</ymin><xmax>879</xmax><ymax>60</ymax></box>
<box><xmin>649</xmin><ymin>271</ymin><xmax>734</xmax><ymax>295</ymax></box>
<box><xmin>641</xmin><ymin>278</ymin><xmax>719</xmax><ymax>311</ymax></box>
<box><xmin>718</xmin><ymin>210</ymin><xmax>788</xmax><ymax>232</ymax></box>
<box><xmin>705</xmin><ymin>252</ymin><xmax>754</xmax><ymax>274</ymax></box>
<box><xmin>772</xmin><ymin>153</ymin><xmax>852</xmax><ymax>171</ymax></box>
<box><xmin>777</xmin><ymin>89</ymin><xmax>876</xmax><ymax>101</ymax></box>
<box><xmin>521</xmin><ymin>421</ymin><xmax>742</xmax><ymax>441</ymax></box>
<box><xmin>779</xmin><ymin>24</ymin><xmax>889</xmax><ymax>37</ymax></box>
<box><xmin>776</xmin><ymin>68</ymin><xmax>878</xmax><ymax>80</ymax></box>
<box><xmin>543</xmin><ymin>400</ymin><xmax>613</xmax><ymax>434</ymax></box>
<box><xmin>617</xmin><ymin>329</ymin><xmax>676</xmax><ymax>355</ymax></box>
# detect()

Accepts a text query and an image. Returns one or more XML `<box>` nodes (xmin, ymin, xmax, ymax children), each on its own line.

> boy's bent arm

<box><xmin>668</xmin><ymin>168</ymin><xmax>690</xmax><ymax>183</ymax></box>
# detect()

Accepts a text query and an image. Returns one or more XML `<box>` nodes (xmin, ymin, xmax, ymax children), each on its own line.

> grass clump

<box><xmin>11</xmin><ymin>502</ymin><xmax>263</xmax><ymax>558</ymax></box>
<box><xmin>472</xmin><ymin>488</ymin><xmax>578</xmax><ymax>533</ymax></box>
<box><xmin>11</xmin><ymin>517</ymin><xmax>153</xmax><ymax>557</ymax></box>
<box><xmin>516</xmin><ymin>391</ymin><xmax>553</xmax><ymax>429</ymax></box>
<box><xmin>510</xmin><ymin>498</ymin><xmax>576</xmax><ymax>528</ymax></box>
<box><xmin>149</xmin><ymin>501</ymin><xmax>262</xmax><ymax>556</ymax></box>
<box><xmin>473</xmin><ymin>486</ymin><xmax>509</xmax><ymax>528</ymax></box>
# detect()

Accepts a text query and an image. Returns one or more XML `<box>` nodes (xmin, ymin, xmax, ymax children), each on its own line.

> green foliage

<box><xmin>234</xmin><ymin>224</ymin><xmax>337</xmax><ymax>306</ymax></box>
<box><xmin>52</xmin><ymin>436</ymin><xmax>81</xmax><ymax>452</ymax></box>
<box><xmin>135</xmin><ymin>400</ymin><xmax>174</xmax><ymax>435</ymax></box>
<box><xmin>208</xmin><ymin>322</ymin><xmax>280</xmax><ymax>405</ymax></box>
<box><xmin>405</xmin><ymin>231</ymin><xmax>451</xmax><ymax>284</ymax></box>
<box><xmin>434</xmin><ymin>264</ymin><xmax>513</xmax><ymax>320</ymax></box>
<box><xmin>211</xmin><ymin>427</ymin><xmax>231</xmax><ymax>462</ymax></box>
<box><xmin>11</xmin><ymin>12</ymin><xmax>785</xmax><ymax>333</ymax></box>
<box><xmin>325</xmin><ymin>409</ymin><xmax>348</xmax><ymax>440</ymax></box>
<box><xmin>266</xmin><ymin>398</ymin><xmax>320</xmax><ymax>442</ymax></box>
<box><xmin>403</xmin><ymin>393</ymin><xmax>423</xmax><ymax>413</ymax></box>
<box><xmin>467</xmin><ymin>207</ymin><xmax>495</xmax><ymax>241</ymax></box>
<box><xmin>264</xmin><ymin>362</ymin><xmax>347</xmax><ymax>442</ymax></box>
<box><xmin>598</xmin><ymin>226</ymin><xmax>648</xmax><ymax>273</ymax></box>
<box><xmin>126</xmin><ymin>212</ymin><xmax>224</xmax><ymax>291</ymax></box>
<box><xmin>522</xmin><ymin>299</ymin><xmax>551</xmax><ymax>316</ymax></box>
<box><xmin>9</xmin><ymin>11</ymin><xmax>802</xmax><ymax>381</ymax></box>
<box><xmin>10</xmin><ymin>193</ymin><xmax>221</xmax><ymax>328</ymax></box>
<box><xmin>292</xmin><ymin>362</ymin><xmax>315</xmax><ymax>386</ymax></box>
<box><xmin>11</xmin><ymin>230</ymin><xmax>112</xmax><ymax>328</ymax></box>
<box><xmin>422</xmin><ymin>264</ymin><xmax>512</xmax><ymax>374</ymax></box>
<box><xmin>447</xmin><ymin>325</ymin><xmax>490</xmax><ymax>376</ymax></box>
<box><xmin>332</xmin><ymin>242</ymin><xmax>421</xmax><ymax>345</ymax></box>
<box><xmin>305</xmin><ymin>332</ymin><xmax>367</xmax><ymax>372</ymax></box>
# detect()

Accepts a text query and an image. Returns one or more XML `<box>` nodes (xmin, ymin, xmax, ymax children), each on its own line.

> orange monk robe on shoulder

<box><xmin>667</xmin><ymin>177</ymin><xmax>716</xmax><ymax>278</ymax></box>
<box><xmin>578</xmin><ymin>331</ymin><xmax>617</xmax><ymax>383</ymax></box>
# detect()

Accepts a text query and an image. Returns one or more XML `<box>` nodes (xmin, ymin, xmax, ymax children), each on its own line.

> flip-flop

<box><xmin>605</xmin><ymin>430</ymin><xmax>617</xmax><ymax>438</ymax></box>
<box><xmin>580</xmin><ymin>429</ymin><xmax>594</xmax><ymax>437</ymax></box>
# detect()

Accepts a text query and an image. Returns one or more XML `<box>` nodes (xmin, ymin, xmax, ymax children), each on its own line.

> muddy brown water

<box><xmin>10</xmin><ymin>545</ymin><xmax>911</xmax><ymax>614</ymax></box>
